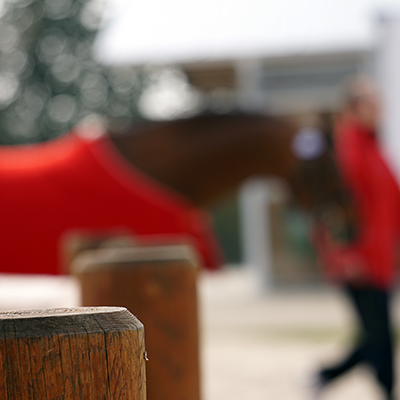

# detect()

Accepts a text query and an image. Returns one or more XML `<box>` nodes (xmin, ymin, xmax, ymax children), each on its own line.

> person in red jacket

<box><xmin>313</xmin><ymin>77</ymin><xmax>400</xmax><ymax>400</ymax></box>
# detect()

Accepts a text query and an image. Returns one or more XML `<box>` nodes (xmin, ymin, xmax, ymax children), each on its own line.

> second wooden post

<box><xmin>73</xmin><ymin>244</ymin><xmax>201</xmax><ymax>400</ymax></box>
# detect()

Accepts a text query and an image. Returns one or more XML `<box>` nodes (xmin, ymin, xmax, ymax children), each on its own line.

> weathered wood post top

<box><xmin>0</xmin><ymin>306</ymin><xmax>146</xmax><ymax>400</ymax></box>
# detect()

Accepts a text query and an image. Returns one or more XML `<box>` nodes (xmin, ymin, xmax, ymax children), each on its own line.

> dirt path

<box><xmin>0</xmin><ymin>268</ymin><xmax>398</xmax><ymax>399</ymax></box>
<box><xmin>199</xmin><ymin>268</ymin><xmax>400</xmax><ymax>400</ymax></box>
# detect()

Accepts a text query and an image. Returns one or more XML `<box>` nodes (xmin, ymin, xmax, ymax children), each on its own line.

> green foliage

<box><xmin>211</xmin><ymin>195</ymin><xmax>242</xmax><ymax>264</ymax></box>
<box><xmin>0</xmin><ymin>0</ymin><xmax>144</xmax><ymax>144</ymax></box>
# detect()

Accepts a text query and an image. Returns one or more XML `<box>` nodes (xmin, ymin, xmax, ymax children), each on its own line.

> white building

<box><xmin>94</xmin><ymin>0</ymin><xmax>400</xmax><ymax>287</ymax></box>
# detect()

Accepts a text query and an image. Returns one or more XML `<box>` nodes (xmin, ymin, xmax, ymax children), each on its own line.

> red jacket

<box><xmin>320</xmin><ymin>116</ymin><xmax>400</xmax><ymax>289</ymax></box>
<box><xmin>0</xmin><ymin>126</ymin><xmax>223</xmax><ymax>275</ymax></box>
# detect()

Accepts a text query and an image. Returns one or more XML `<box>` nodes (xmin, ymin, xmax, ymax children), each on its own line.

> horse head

<box><xmin>286</xmin><ymin>124</ymin><xmax>356</xmax><ymax>242</ymax></box>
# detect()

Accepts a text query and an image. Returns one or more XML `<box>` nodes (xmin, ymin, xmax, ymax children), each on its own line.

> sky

<box><xmin>94</xmin><ymin>0</ymin><xmax>400</xmax><ymax>65</ymax></box>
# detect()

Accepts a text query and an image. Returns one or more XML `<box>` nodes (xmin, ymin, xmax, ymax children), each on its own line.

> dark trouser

<box><xmin>319</xmin><ymin>286</ymin><xmax>395</xmax><ymax>400</ymax></box>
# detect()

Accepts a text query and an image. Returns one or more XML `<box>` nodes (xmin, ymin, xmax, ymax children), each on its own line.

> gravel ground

<box><xmin>0</xmin><ymin>267</ymin><xmax>399</xmax><ymax>400</ymax></box>
<box><xmin>199</xmin><ymin>268</ymin><xmax>400</xmax><ymax>400</ymax></box>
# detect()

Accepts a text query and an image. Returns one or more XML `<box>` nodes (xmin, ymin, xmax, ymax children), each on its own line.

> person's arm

<box><xmin>312</xmin><ymin>222</ymin><xmax>367</xmax><ymax>285</ymax></box>
<box><xmin>314</xmin><ymin>121</ymin><xmax>400</xmax><ymax>288</ymax></box>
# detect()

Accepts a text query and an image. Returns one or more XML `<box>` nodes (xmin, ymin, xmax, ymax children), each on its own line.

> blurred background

<box><xmin>2</xmin><ymin>0</ymin><xmax>400</xmax><ymax>399</ymax></box>
<box><xmin>1</xmin><ymin>0</ymin><xmax>397</xmax><ymax>282</ymax></box>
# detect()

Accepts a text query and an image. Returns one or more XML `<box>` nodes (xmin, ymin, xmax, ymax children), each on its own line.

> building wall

<box><xmin>185</xmin><ymin>49</ymin><xmax>371</xmax><ymax>284</ymax></box>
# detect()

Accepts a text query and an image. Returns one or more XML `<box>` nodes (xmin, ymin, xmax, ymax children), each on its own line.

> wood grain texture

<box><xmin>72</xmin><ymin>245</ymin><xmax>201</xmax><ymax>400</ymax></box>
<box><xmin>0</xmin><ymin>307</ymin><xmax>146</xmax><ymax>400</ymax></box>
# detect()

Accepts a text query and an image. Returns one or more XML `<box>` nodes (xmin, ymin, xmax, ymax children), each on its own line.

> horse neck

<box><xmin>110</xmin><ymin>115</ymin><xmax>299</xmax><ymax>207</ymax></box>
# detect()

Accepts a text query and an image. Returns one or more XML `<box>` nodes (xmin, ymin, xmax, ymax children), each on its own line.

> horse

<box><xmin>0</xmin><ymin>111</ymin><xmax>352</xmax><ymax>275</ymax></box>
<box><xmin>111</xmin><ymin>112</ymin><xmax>352</xmax><ymax>219</ymax></box>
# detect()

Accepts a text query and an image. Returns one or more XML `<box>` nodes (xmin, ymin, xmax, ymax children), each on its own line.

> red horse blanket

<box><xmin>0</xmin><ymin>125</ymin><xmax>223</xmax><ymax>274</ymax></box>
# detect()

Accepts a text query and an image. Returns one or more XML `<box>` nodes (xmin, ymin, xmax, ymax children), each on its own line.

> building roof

<box><xmin>94</xmin><ymin>0</ymin><xmax>400</xmax><ymax>66</ymax></box>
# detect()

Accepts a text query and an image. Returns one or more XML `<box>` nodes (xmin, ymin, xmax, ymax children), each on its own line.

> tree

<box><xmin>0</xmin><ymin>0</ymin><xmax>144</xmax><ymax>144</ymax></box>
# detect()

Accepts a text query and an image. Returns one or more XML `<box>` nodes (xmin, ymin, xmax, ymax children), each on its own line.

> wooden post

<box><xmin>72</xmin><ymin>244</ymin><xmax>201</xmax><ymax>400</ymax></box>
<box><xmin>0</xmin><ymin>307</ymin><xmax>146</xmax><ymax>400</ymax></box>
